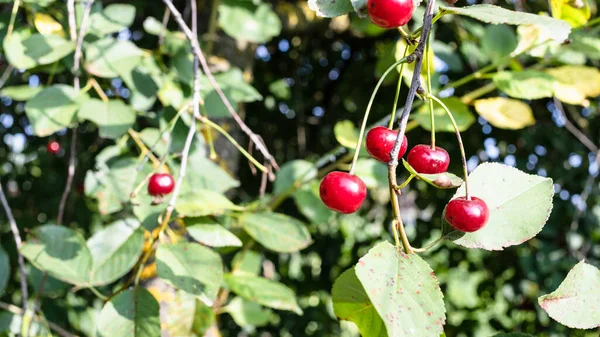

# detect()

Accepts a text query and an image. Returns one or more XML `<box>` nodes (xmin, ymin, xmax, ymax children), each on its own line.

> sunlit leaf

<box><xmin>84</xmin><ymin>38</ymin><xmax>143</xmax><ymax>78</ymax></box>
<box><xmin>97</xmin><ymin>287</ymin><xmax>160</xmax><ymax>337</ymax></box>
<box><xmin>273</xmin><ymin>160</ymin><xmax>316</xmax><ymax>195</ymax></box>
<box><xmin>225</xmin><ymin>274</ymin><xmax>302</xmax><ymax>314</ymax></box>
<box><xmin>88</xmin><ymin>4</ymin><xmax>136</xmax><ymax>36</ymax></box>
<box><xmin>334</xmin><ymin>120</ymin><xmax>360</xmax><ymax>148</ymax></box>
<box><xmin>225</xmin><ymin>297</ymin><xmax>272</xmax><ymax>327</ymax></box>
<box><xmin>307</xmin><ymin>0</ymin><xmax>353</xmax><ymax>18</ymax></box>
<box><xmin>481</xmin><ymin>25</ymin><xmax>517</xmax><ymax>63</ymax></box>
<box><xmin>493</xmin><ymin>71</ymin><xmax>556</xmax><ymax>100</ymax></box>
<box><xmin>240</xmin><ymin>212</ymin><xmax>312</xmax><ymax>253</ymax></box>
<box><xmin>33</xmin><ymin>13</ymin><xmax>65</xmax><ymax>37</ymax></box>
<box><xmin>0</xmin><ymin>85</ymin><xmax>44</xmax><ymax>101</ymax></box>
<box><xmin>549</xmin><ymin>0</ymin><xmax>591</xmax><ymax>28</ymax></box>
<box><xmin>546</xmin><ymin>65</ymin><xmax>600</xmax><ymax>106</ymax></box>
<box><xmin>78</xmin><ymin>99</ymin><xmax>136</xmax><ymax>139</ymax></box>
<box><xmin>414</xmin><ymin>97</ymin><xmax>475</xmax><ymax>132</ymax></box>
<box><xmin>175</xmin><ymin>189</ymin><xmax>241</xmax><ymax>217</ymax></box>
<box><xmin>473</xmin><ymin>97</ymin><xmax>535</xmax><ymax>130</ymax></box>
<box><xmin>219</xmin><ymin>2</ymin><xmax>282</xmax><ymax>43</ymax></box>
<box><xmin>187</xmin><ymin>218</ymin><xmax>242</xmax><ymax>248</ymax></box>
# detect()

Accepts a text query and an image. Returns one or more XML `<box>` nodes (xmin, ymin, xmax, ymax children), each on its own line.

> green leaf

<box><xmin>308</xmin><ymin>0</ymin><xmax>353</xmax><ymax>17</ymax></box>
<box><xmin>334</xmin><ymin>120</ymin><xmax>360</xmax><ymax>148</ymax></box>
<box><xmin>351</xmin><ymin>0</ymin><xmax>369</xmax><ymax>18</ymax></box>
<box><xmin>414</xmin><ymin>97</ymin><xmax>475</xmax><ymax>133</ymax></box>
<box><xmin>192</xmin><ymin>298</ymin><xmax>216</xmax><ymax>336</ymax></box>
<box><xmin>402</xmin><ymin>159</ymin><xmax>463</xmax><ymax>189</ymax></box>
<box><xmin>143</xmin><ymin>17</ymin><xmax>162</xmax><ymax>35</ymax></box>
<box><xmin>187</xmin><ymin>220</ymin><xmax>243</xmax><ymax>248</ymax></box>
<box><xmin>156</xmin><ymin>242</ymin><xmax>224</xmax><ymax>303</ymax></box>
<box><xmin>84</xmin><ymin>38</ymin><xmax>143</xmax><ymax>78</ymax></box>
<box><xmin>241</xmin><ymin>212</ymin><xmax>312</xmax><ymax>253</ymax></box>
<box><xmin>21</xmin><ymin>33</ymin><xmax>75</xmax><ymax>65</ymax></box>
<box><xmin>21</xmin><ymin>225</ymin><xmax>92</xmax><ymax>286</ymax></box>
<box><xmin>87</xmin><ymin>218</ymin><xmax>144</xmax><ymax>286</ymax></box>
<box><xmin>480</xmin><ymin>25</ymin><xmax>517</xmax><ymax>63</ymax></box>
<box><xmin>449</xmin><ymin>163</ymin><xmax>554</xmax><ymax>250</ymax></box>
<box><xmin>353</xmin><ymin>158</ymin><xmax>388</xmax><ymax>189</ymax></box>
<box><xmin>0</xmin><ymin>246</ymin><xmax>9</xmax><ymax>295</ymax></box>
<box><xmin>231</xmin><ymin>250</ymin><xmax>263</xmax><ymax>276</ymax></box>
<box><xmin>268</xmin><ymin>79</ymin><xmax>291</xmax><ymax>100</ymax></box>
<box><xmin>546</xmin><ymin>65</ymin><xmax>600</xmax><ymax>106</ymax></box>
<box><xmin>273</xmin><ymin>160</ymin><xmax>317</xmax><ymax>195</ymax></box>
<box><xmin>175</xmin><ymin>189</ymin><xmax>241</xmax><ymax>217</ymax></box>
<box><xmin>354</xmin><ymin>241</ymin><xmax>446</xmax><ymax>337</ymax></box>
<box><xmin>440</xmin><ymin>5</ymin><xmax>571</xmax><ymax>42</ymax></box>
<box><xmin>493</xmin><ymin>71</ymin><xmax>556</xmax><ymax>100</ymax></box>
<box><xmin>332</xmin><ymin>268</ymin><xmax>387</xmax><ymax>337</ymax></box>
<box><xmin>446</xmin><ymin>264</ymin><xmax>486</xmax><ymax>308</ymax></box>
<box><xmin>0</xmin><ymin>85</ymin><xmax>44</xmax><ymax>101</ymax></box>
<box><xmin>28</xmin><ymin>266</ymin><xmax>69</xmax><ymax>298</ymax></box>
<box><xmin>3</xmin><ymin>30</ymin><xmax>38</xmax><ymax>69</ymax></box>
<box><xmin>0</xmin><ymin>311</ymin><xmax>52</xmax><ymax>337</ymax></box>
<box><xmin>225</xmin><ymin>297</ymin><xmax>272</xmax><ymax>327</ymax></box>
<box><xmin>492</xmin><ymin>334</ymin><xmax>535</xmax><ymax>337</ymax></box>
<box><xmin>569</xmin><ymin>34</ymin><xmax>600</xmax><ymax>60</ymax></box>
<box><xmin>24</xmin><ymin>84</ymin><xmax>87</xmax><ymax>137</ymax></box>
<box><xmin>120</xmin><ymin>55</ymin><xmax>161</xmax><ymax>111</ymax></box>
<box><xmin>219</xmin><ymin>2</ymin><xmax>281</xmax><ymax>43</ymax></box>
<box><xmin>200</xmin><ymin>68</ymin><xmax>263</xmax><ymax>118</ymax></box>
<box><xmin>97</xmin><ymin>287</ymin><xmax>161</xmax><ymax>337</ymax></box>
<box><xmin>160</xmin><ymin>289</ymin><xmax>199</xmax><ymax>336</ymax></box>
<box><xmin>293</xmin><ymin>181</ymin><xmax>335</xmax><ymax>224</ymax></box>
<box><xmin>88</xmin><ymin>4</ymin><xmax>136</xmax><ymax>35</ymax></box>
<box><xmin>473</xmin><ymin>97</ymin><xmax>535</xmax><ymax>130</ymax></box>
<box><xmin>432</xmin><ymin>41</ymin><xmax>464</xmax><ymax>72</ymax></box>
<box><xmin>225</xmin><ymin>274</ymin><xmax>302</xmax><ymax>314</ymax></box>
<box><xmin>78</xmin><ymin>99</ymin><xmax>136</xmax><ymax>139</ymax></box>
<box><xmin>85</xmin><ymin>157</ymin><xmax>138</xmax><ymax>215</ymax></box>
<box><xmin>181</xmin><ymin>152</ymin><xmax>240</xmax><ymax>195</ymax></box>
<box><xmin>538</xmin><ymin>260</ymin><xmax>600</xmax><ymax>329</ymax></box>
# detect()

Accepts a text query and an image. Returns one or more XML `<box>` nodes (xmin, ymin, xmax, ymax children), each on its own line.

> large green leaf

<box><xmin>225</xmin><ymin>274</ymin><xmax>302</xmax><ymax>314</ymax></box>
<box><xmin>187</xmin><ymin>220</ymin><xmax>242</xmax><ymax>248</ymax></box>
<box><xmin>21</xmin><ymin>33</ymin><xmax>75</xmax><ymax>65</ymax></box>
<box><xmin>0</xmin><ymin>246</ymin><xmax>9</xmax><ymax>295</ymax></box>
<box><xmin>156</xmin><ymin>242</ymin><xmax>223</xmax><ymax>303</ymax></box>
<box><xmin>218</xmin><ymin>2</ymin><xmax>281</xmax><ymax>43</ymax></box>
<box><xmin>88</xmin><ymin>4</ymin><xmax>136</xmax><ymax>36</ymax></box>
<box><xmin>87</xmin><ymin>218</ymin><xmax>144</xmax><ymax>286</ymax></box>
<box><xmin>78</xmin><ymin>99</ymin><xmax>136</xmax><ymax>139</ymax></box>
<box><xmin>493</xmin><ymin>71</ymin><xmax>556</xmax><ymax>100</ymax></box>
<box><xmin>84</xmin><ymin>157</ymin><xmax>138</xmax><ymax>215</ymax></box>
<box><xmin>332</xmin><ymin>268</ymin><xmax>387</xmax><ymax>337</ymax></box>
<box><xmin>0</xmin><ymin>85</ymin><xmax>44</xmax><ymax>101</ymax></box>
<box><xmin>355</xmin><ymin>242</ymin><xmax>446</xmax><ymax>337</ymax></box>
<box><xmin>450</xmin><ymin>163</ymin><xmax>554</xmax><ymax>250</ymax></box>
<box><xmin>97</xmin><ymin>287</ymin><xmax>160</xmax><ymax>337</ymax></box>
<box><xmin>440</xmin><ymin>5</ymin><xmax>571</xmax><ymax>42</ymax></box>
<box><xmin>480</xmin><ymin>25</ymin><xmax>517</xmax><ymax>63</ymax></box>
<box><xmin>538</xmin><ymin>260</ymin><xmax>600</xmax><ymax>329</ymax></box>
<box><xmin>175</xmin><ymin>189</ymin><xmax>241</xmax><ymax>217</ymax></box>
<box><xmin>308</xmin><ymin>0</ymin><xmax>353</xmax><ymax>17</ymax></box>
<box><xmin>414</xmin><ymin>97</ymin><xmax>475</xmax><ymax>133</ymax></box>
<box><xmin>24</xmin><ymin>84</ymin><xmax>87</xmax><ymax>137</ymax></box>
<box><xmin>224</xmin><ymin>297</ymin><xmax>272</xmax><ymax>327</ymax></box>
<box><xmin>273</xmin><ymin>160</ymin><xmax>316</xmax><ymax>195</ymax></box>
<box><xmin>21</xmin><ymin>225</ymin><xmax>92</xmax><ymax>286</ymax></box>
<box><xmin>84</xmin><ymin>38</ymin><xmax>143</xmax><ymax>78</ymax></box>
<box><xmin>240</xmin><ymin>212</ymin><xmax>312</xmax><ymax>253</ymax></box>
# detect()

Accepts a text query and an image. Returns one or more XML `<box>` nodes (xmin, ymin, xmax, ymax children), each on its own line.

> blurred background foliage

<box><xmin>0</xmin><ymin>0</ymin><xmax>599</xmax><ymax>336</ymax></box>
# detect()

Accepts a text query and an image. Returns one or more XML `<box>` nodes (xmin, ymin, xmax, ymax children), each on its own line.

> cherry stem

<box><xmin>389</xmin><ymin>166</ymin><xmax>413</xmax><ymax>254</ymax></box>
<box><xmin>395</xmin><ymin>174</ymin><xmax>415</xmax><ymax>190</ymax></box>
<box><xmin>425</xmin><ymin>34</ymin><xmax>435</xmax><ymax>149</ymax></box>
<box><xmin>349</xmin><ymin>57</ymin><xmax>409</xmax><ymax>175</ymax></box>
<box><xmin>391</xmin><ymin>220</ymin><xmax>401</xmax><ymax>247</ymax></box>
<box><xmin>428</xmin><ymin>94</ymin><xmax>470</xmax><ymax>199</ymax></box>
<box><xmin>389</xmin><ymin>45</ymin><xmax>410</xmax><ymax>129</ymax></box>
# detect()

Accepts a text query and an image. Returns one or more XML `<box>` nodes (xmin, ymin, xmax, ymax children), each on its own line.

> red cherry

<box><xmin>444</xmin><ymin>196</ymin><xmax>490</xmax><ymax>232</ymax></box>
<box><xmin>365</xmin><ymin>126</ymin><xmax>408</xmax><ymax>163</ymax></box>
<box><xmin>148</xmin><ymin>173</ymin><xmax>175</xmax><ymax>196</ymax></box>
<box><xmin>319</xmin><ymin>171</ymin><xmax>367</xmax><ymax>214</ymax></box>
<box><xmin>407</xmin><ymin>144</ymin><xmax>450</xmax><ymax>174</ymax></box>
<box><xmin>47</xmin><ymin>141</ymin><xmax>60</xmax><ymax>154</ymax></box>
<box><xmin>367</xmin><ymin>0</ymin><xmax>415</xmax><ymax>29</ymax></box>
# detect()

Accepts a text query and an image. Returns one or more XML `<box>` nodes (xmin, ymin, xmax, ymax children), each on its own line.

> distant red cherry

<box><xmin>47</xmin><ymin>141</ymin><xmax>60</xmax><ymax>154</ymax></box>
<box><xmin>444</xmin><ymin>196</ymin><xmax>489</xmax><ymax>232</ymax></box>
<box><xmin>319</xmin><ymin>171</ymin><xmax>367</xmax><ymax>214</ymax></box>
<box><xmin>365</xmin><ymin>126</ymin><xmax>408</xmax><ymax>163</ymax></box>
<box><xmin>148</xmin><ymin>173</ymin><xmax>175</xmax><ymax>196</ymax></box>
<box><xmin>367</xmin><ymin>0</ymin><xmax>415</xmax><ymax>29</ymax></box>
<box><xmin>407</xmin><ymin>144</ymin><xmax>450</xmax><ymax>174</ymax></box>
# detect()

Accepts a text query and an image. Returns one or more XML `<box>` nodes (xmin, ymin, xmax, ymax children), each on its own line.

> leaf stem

<box><xmin>396</xmin><ymin>174</ymin><xmax>415</xmax><ymax>190</ymax></box>
<box><xmin>389</xmin><ymin>45</ymin><xmax>410</xmax><ymax>129</ymax></box>
<box><xmin>90</xmin><ymin>78</ymin><xmax>109</xmax><ymax>103</ymax></box>
<box><xmin>199</xmin><ymin>102</ymin><xmax>218</xmax><ymax>160</ymax></box>
<box><xmin>426</xmin><ymin>33</ymin><xmax>435</xmax><ymax>148</ymax></box>
<box><xmin>89</xmin><ymin>286</ymin><xmax>108</xmax><ymax>301</ymax></box>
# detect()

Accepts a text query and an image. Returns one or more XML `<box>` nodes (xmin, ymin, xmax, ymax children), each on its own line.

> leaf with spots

<box><xmin>538</xmin><ymin>260</ymin><xmax>600</xmax><ymax>329</ymax></box>
<box><xmin>332</xmin><ymin>268</ymin><xmax>387</xmax><ymax>337</ymax></box>
<box><xmin>449</xmin><ymin>163</ymin><xmax>554</xmax><ymax>250</ymax></box>
<box><xmin>354</xmin><ymin>241</ymin><xmax>446</xmax><ymax>337</ymax></box>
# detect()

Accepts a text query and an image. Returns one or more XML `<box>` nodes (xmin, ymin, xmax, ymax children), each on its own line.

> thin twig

<box><xmin>554</xmin><ymin>98</ymin><xmax>599</xmax><ymax>154</ymax></box>
<box><xmin>0</xmin><ymin>301</ymin><xmax>79</xmax><ymax>337</ymax></box>
<box><xmin>160</xmin><ymin>0</ymin><xmax>279</xmax><ymax>171</ymax></box>
<box><xmin>66</xmin><ymin>0</ymin><xmax>77</xmax><ymax>41</ymax></box>
<box><xmin>0</xmin><ymin>65</ymin><xmax>14</xmax><ymax>89</ymax></box>
<box><xmin>159</xmin><ymin>7</ymin><xmax>171</xmax><ymax>47</ymax></box>
<box><xmin>0</xmin><ymin>184</ymin><xmax>28</xmax><ymax>310</ymax></box>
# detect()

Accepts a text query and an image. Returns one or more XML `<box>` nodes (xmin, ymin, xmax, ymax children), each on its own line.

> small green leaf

<box><xmin>225</xmin><ymin>297</ymin><xmax>272</xmax><ymax>327</ymax></box>
<box><xmin>268</xmin><ymin>79</ymin><xmax>291</xmax><ymax>100</ymax></box>
<box><xmin>538</xmin><ymin>260</ymin><xmax>600</xmax><ymax>329</ymax></box>
<box><xmin>0</xmin><ymin>246</ymin><xmax>9</xmax><ymax>295</ymax></box>
<box><xmin>25</xmin><ymin>84</ymin><xmax>87</xmax><ymax>137</ymax></box>
<box><xmin>181</xmin><ymin>152</ymin><xmax>240</xmax><ymax>195</ymax></box>
<box><xmin>97</xmin><ymin>287</ymin><xmax>161</xmax><ymax>337</ymax></box>
<box><xmin>187</xmin><ymin>220</ymin><xmax>242</xmax><ymax>248</ymax></box>
<box><xmin>569</xmin><ymin>34</ymin><xmax>600</xmax><ymax>60</ymax></box>
<box><xmin>440</xmin><ymin>5</ymin><xmax>571</xmax><ymax>42</ymax></box>
<box><xmin>332</xmin><ymin>268</ymin><xmax>387</xmax><ymax>337</ymax></box>
<box><xmin>493</xmin><ymin>70</ymin><xmax>556</xmax><ymax>100</ymax></box>
<box><xmin>120</xmin><ymin>55</ymin><xmax>161</xmax><ymax>111</ymax></box>
<box><xmin>85</xmin><ymin>157</ymin><xmax>138</xmax><ymax>215</ymax></box>
<box><xmin>0</xmin><ymin>85</ymin><xmax>44</xmax><ymax>101</ymax></box>
<box><xmin>480</xmin><ymin>25</ymin><xmax>517</xmax><ymax>63</ymax></box>
<box><xmin>273</xmin><ymin>160</ymin><xmax>317</xmax><ymax>195</ymax></box>
<box><xmin>231</xmin><ymin>250</ymin><xmax>263</xmax><ymax>276</ymax></box>
<box><xmin>308</xmin><ymin>0</ymin><xmax>353</xmax><ymax>17</ymax></box>
<box><xmin>334</xmin><ymin>120</ymin><xmax>360</xmax><ymax>148</ymax></box>
<box><xmin>354</xmin><ymin>241</ymin><xmax>446</xmax><ymax>337</ymax></box>
<box><xmin>200</xmin><ymin>68</ymin><xmax>263</xmax><ymax>117</ymax></box>
<box><xmin>156</xmin><ymin>242</ymin><xmax>224</xmax><ymax>303</ymax></box>
<box><xmin>403</xmin><ymin>159</ymin><xmax>463</xmax><ymax>189</ymax></box>
<box><xmin>21</xmin><ymin>225</ymin><xmax>92</xmax><ymax>286</ymax></box>
<box><xmin>88</xmin><ymin>4</ymin><xmax>136</xmax><ymax>36</ymax></box>
<box><xmin>78</xmin><ymin>99</ymin><xmax>136</xmax><ymax>139</ymax></box>
<box><xmin>21</xmin><ymin>33</ymin><xmax>75</xmax><ymax>65</ymax></box>
<box><xmin>218</xmin><ymin>2</ymin><xmax>281</xmax><ymax>43</ymax></box>
<box><xmin>175</xmin><ymin>189</ymin><xmax>241</xmax><ymax>217</ymax></box>
<box><xmin>414</xmin><ymin>97</ymin><xmax>475</xmax><ymax>133</ymax></box>
<box><xmin>225</xmin><ymin>274</ymin><xmax>302</xmax><ymax>314</ymax></box>
<box><xmin>353</xmin><ymin>159</ymin><xmax>388</xmax><ymax>189</ymax></box>
<box><xmin>3</xmin><ymin>30</ymin><xmax>37</xmax><ymax>69</ymax></box>
<box><xmin>350</xmin><ymin>0</ymin><xmax>368</xmax><ymax>18</ymax></box>
<box><xmin>240</xmin><ymin>212</ymin><xmax>312</xmax><ymax>253</ymax></box>
<box><xmin>293</xmin><ymin>181</ymin><xmax>335</xmax><ymax>224</ymax></box>
<box><xmin>84</xmin><ymin>38</ymin><xmax>143</xmax><ymax>78</ymax></box>
<box><xmin>143</xmin><ymin>17</ymin><xmax>162</xmax><ymax>35</ymax></box>
<box><xmin>449</xmin><ymin>163</ymin><xmax>554</xmax><ymax>250</ymax></box>
<box><xmin>87</xmin><ymin>218</ymin><xmax>144</xmax><ymax>286</ymax></box>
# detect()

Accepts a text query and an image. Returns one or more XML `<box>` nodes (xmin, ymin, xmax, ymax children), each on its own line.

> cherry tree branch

<box><xmin>0</xmin><ymin>183</ymin><xmax>28</xmax><ymax>310</ymax></box>
<box><xmin>160</xmin><ymin>0</ymin><xmax>279</xmax><ymax>171</ymax></box>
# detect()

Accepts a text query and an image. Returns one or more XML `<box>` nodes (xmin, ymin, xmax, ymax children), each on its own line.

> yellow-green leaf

<box><xmin>334</xmin><ymin>120</ymin><xmax>359</xmax><ymax>148</ymax></box>
<box><xmin>550</xmin><ymin>0</ymin><xmax>591</xmax><ymax>28</ymax></box>
<box><xmin>473</xmin><ymin>97</ymin><xmax>535</xmax><ymax>130</ymax></box>
<box><xmin>34</xmin><ymin>13</ymin><xmax>65</xmax><ymax>37</ymax></box>
<box><xmin>546</xmin><ymin>65</ymin><xmax>600</xmax><ymax>106</ymax></box>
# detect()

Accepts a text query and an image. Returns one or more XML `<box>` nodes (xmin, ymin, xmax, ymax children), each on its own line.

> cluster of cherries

<box><xmin>319</xmin><ymin>126</ymin><xmax>489</xmax><ymax>233</ymax></box>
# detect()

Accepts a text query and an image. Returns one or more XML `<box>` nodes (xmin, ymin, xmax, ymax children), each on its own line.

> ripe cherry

<box><xmin>47</xmin><ymin>141</ymin><xmax>60</xmax><ymax>154</ymax></box>
<box><xmin>148</xmin><ymin>173</ymin><xmax>175</xmax><ymax>197</ymax></box>
<box><xmin>444</xmin><ymin>196</ymin><xmax>490</xmax><ymax>232</ymax></box>
<box><xmin>319</xmin><ymin>171</ymin><xmax>367</xmax><ymax>214</ymax></box>
<box><xmin>407</xmin><ymin>144</ymin><xmax>450</xmax><ymax>174</ymax></box>
<box><xmin>367</xmin><ymin>0</ymin><xmax>415</xmax><ymax>29</ymax></box>
<box><xmin>365</xmin><ymin>126</ymin><xmax>408</xmax><ymax>163</ymax></box>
